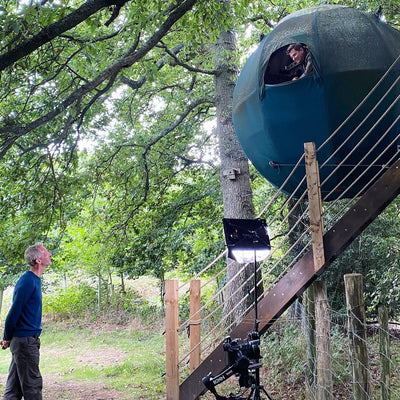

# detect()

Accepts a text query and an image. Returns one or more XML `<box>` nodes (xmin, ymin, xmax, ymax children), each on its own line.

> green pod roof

<box><xmin>233</xmin><ymin>5</ymin><xmax>400</xmax><ymax>200</ymax></box>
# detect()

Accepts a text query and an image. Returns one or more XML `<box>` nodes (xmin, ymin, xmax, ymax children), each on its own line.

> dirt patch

<box><xmin>0</xmin><ymin>346</ymin><xmax>130</xmax><ymax>400</ymax></box>
<box><xmin>0</xmin><ymin>319</ymin><xmax>164</xmax><ymax>399</ymax></box>
<box><xmin>45</xmin><ymin>346</ymin><xmax>129</xmax><ymax>370</ymax></box>
<box><xmin>43</xmin><ymin>377</ymin><xmax>124</xmax><ymax>400</ymax></box>
<box><xmin>0</xmin><ymin>373</ymin><xmax>127</xmax><ymax>400</ymax></box>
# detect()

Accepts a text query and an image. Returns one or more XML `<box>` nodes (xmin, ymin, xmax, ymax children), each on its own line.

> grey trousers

<box><xmin>3</xmin><ymin>336</ymin><xmax>42</xmax><ymax>400</ymax></box>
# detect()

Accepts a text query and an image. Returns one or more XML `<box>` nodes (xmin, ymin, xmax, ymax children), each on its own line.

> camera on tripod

<box><xmin>224</xmin><ymin>332</ymin><xmax>261</xmax><ymax>363</ymax></box>
<box><xmin>222</xmin><ymin>332</ymin><xmax>261</xmax><ymax>387</ymax></box>
<box><xmin>202</xmin><ymin>331</ymin><xmax>263</xmax><ymax>399</ymax></box>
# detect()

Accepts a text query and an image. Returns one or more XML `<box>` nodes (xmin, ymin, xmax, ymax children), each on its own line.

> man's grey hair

<box><xmin>24</xmin><ymin>242</ymin><xmax>44</xmax><ymax>266</ymax></box>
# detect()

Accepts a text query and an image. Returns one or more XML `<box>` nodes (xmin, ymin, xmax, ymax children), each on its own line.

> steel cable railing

<box><xmin>177</xmin><ymin>59</ymin><xmax>400</xmax><ymax>376</ymax></box>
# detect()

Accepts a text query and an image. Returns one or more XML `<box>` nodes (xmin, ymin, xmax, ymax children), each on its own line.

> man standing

<box><xmin>1</xmin><ymin>243</ymin><xmax>52</xmax><ymax>400</ymax></box>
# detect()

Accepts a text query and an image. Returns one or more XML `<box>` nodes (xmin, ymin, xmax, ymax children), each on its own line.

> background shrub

<box><xmin>43</xmin><ymin>284</ymin><xmax>98</xmax><ymax>320</ymax></box>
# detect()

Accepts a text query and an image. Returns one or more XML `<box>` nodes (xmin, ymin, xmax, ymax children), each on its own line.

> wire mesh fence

<box><xmin>197</xmin><ymin>306</ymin><xmax>400</xmax><ymax>399</ymax></box>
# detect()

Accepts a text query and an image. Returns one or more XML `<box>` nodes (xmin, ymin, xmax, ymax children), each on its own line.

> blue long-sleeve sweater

<box><xmin>3</xmin><ymin>271</ymin><xmax>42</xmax><ymax>340</ymax></box>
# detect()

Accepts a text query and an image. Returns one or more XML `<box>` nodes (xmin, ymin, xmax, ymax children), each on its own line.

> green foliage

<box><xmin>106</xmin><ymin>290</ymin><xmax>160</xmax><ymax>321</ymax></box>
<box><xmin>43</xmin><ymin>284</ymin><xmax>97</xmax><ymax>319</ymax></box>
<box><xmin>178</xmin><ymin>278</ymin><xmax>223</xmax><ymax>333</ymax></box>
<box><xmin>367</xmin><ymin>262</ymin><xmax>400</xmax><ymax>316</ymax></box>
<box><xmin>324</xmin><ymin>198</ymin><xmax>400</xmax><ymax>318</ymax></box>
<box><xmin>329</xmin><ymin>324</ymin><xmax>352</xmax><ymax>383</ymax></box>
<box><xmin>1</xmin><ymin>0</ymin><xmax>400</xmax><ymax>319</ymax></box>
<box><xmin>261</xmin><ymin>320</ymin><xmax>352</xmax><ymax>393</ymax></box>
<box><xmin>261</xmin><ymin>322</ymin><xmax>307</xmax><ymax>384</ymax></box>
<box><xmin>43</xmin><ymin>283</ymin><xmax>161</xmax><ymax>322</ymax></box>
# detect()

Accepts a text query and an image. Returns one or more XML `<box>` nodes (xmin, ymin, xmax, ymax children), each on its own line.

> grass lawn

<box><xmin>0</xmin><ymin>320</ymin><xmax>166</xmax><ymax>399</ymax></box>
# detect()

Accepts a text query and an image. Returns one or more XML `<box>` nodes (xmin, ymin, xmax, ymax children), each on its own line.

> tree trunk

<box><xmin>214</xmin><ymin>4</ymin><xmax>256</xmax><ymax>326</ymax></box>
<box><xmin>160</xmin><ymin>272</ymin><xmax>166</xmax><ymax>314</ymax></box>
<box><xmin>120</xmin><ymin>272</ymin><xmax>125</xmax><ymax>293</ymax></box>
<box><xmin>109</xmin><ymin>272</ymin><xmax>114</xmax><ymax>299</ymax></box>
<box><xmin>98</xmin><ymin>271</ymin><xmax>102</xmax><ymax>312</ymax></box>
<box><xmin>0</xmin><ymin>287</ymin><xmax>3</xmax><ymax>317</ymax></box>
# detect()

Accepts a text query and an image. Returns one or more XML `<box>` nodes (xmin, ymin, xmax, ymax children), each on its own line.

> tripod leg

<box><xmin>260</xmin><ymin>386</ymin><xmax>273</xmax><ymax>400</ymax></box>
<box><xmin>246</xmin><ymin>387</ymin><xmax>255</xmax><ymax>400</ymax></box>
<box><xmin>246</xmin><ymin>385</ymin><xmax>262</xmax><ymax>400</ymax></box>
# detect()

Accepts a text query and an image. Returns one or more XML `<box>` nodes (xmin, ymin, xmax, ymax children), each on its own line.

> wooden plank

<box><xmin>180</xmin><ymin>158</ymin><xmax>400</xmax><ymax>400</ymax></box>
<box><xmin>304</xmin><ymin>285</ymin><xmax>316</xmax><ymax>396</ymax></box>
<box><xmin>304</xmin><ymin>142</ymin><xmax>325</xmax><ymax>272</ymax></box>
<box><xmin>165</xmin><ymin>280</ymin><xmax>179</xmax><ymax>400</ymax></box>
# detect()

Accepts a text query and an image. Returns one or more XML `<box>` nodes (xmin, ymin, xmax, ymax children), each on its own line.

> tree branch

<box><xmin>158</xmin><ymin>42</ymin><xmax>217</xmax><ymax>75</ymax></box>
<box><xmin>0</xmin><ymin>0</ymin><xmax>131</xmax><ymax>72</ymax></box>
<box><xmin>0</xmin><ymin>0</ymin><xmax>199</xmax><ymax>159</ymax></box>
<box><xmin>97</xmin><ymin>96</ymin><xmax>212</xmax><ymax>231</ymax></box>
<box><xmin>0</xmin><ymin>0</ymin><xmax>130</xmax><ymax>71</ymax></box>
<box><xmin>144</xmin><ymin>98</ymin><xmax>212</xmax><ymax>150</ymax></box>
<box><xmin>119</xmin><ymin>43</ymin><xmax>184</xmax><ymax>91</ymax></box>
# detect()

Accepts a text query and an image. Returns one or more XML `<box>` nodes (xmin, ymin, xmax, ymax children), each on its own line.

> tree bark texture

<box><xmin>214</xmin><ymin>22</ymin><xmax>256</xmax><ymax>326</ymax></box>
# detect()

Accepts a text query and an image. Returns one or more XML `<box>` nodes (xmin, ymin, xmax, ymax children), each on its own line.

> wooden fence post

<box><xmin>304</xmin><ymin>284</ymin><xmax>316</xmax><ymax>399</ymax></box>
<box><xmin>165</xmin><ymin>280</ymin><xmax>179</xmax><ymax>400</ymax></box>
<box><xmin>378</xmin><ymin>305</ymin><xmax>390</xmax><ymax>400</ymax></box>
<box><xmin>344</xmin><ymin>274</ymin><xmax>370</xmax><ymax>400</ymax></box>
<box><xmin>304</xmin><ymin>142</ymin><xmax>325</xmax><ymax>273</ymax></box>
<box><xmin>189</xmin><ymin>279</ymin><xmax>201</xmax><ymax>372</ymax></box>
<box><xmin>314</xmin><ymin>281</ymin><xmax>333</xmax><ymax>400</ymax></box>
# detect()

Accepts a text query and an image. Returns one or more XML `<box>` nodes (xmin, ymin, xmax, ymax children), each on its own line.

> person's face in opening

<box><xmin>288</xmin><ymin>47</ymin><xmax>305</xmax><ymax>64</ymax></box>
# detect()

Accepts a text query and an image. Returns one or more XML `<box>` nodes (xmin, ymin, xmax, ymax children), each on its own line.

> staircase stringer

<box><xmin>179</xmin><ymin>158</ymin><xmax>400</xmax><ymax>400</ymax></box>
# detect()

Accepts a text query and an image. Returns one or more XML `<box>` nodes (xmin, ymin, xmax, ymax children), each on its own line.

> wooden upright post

<box><xmin>314</xmin><ymin>281</ymin><xmax>333</xmax><ymax>400</ymax></box>
<box><xmin>165</xmin><ymin>280</ymin><xmax>179</xmax><ymax>400</ymax></box>
<box><xmin>344</xmin><ymin>274</ymin><xmax>370</xmax><ymax>399</ymax></box>
<box><xmin>378</xmin><ymin>305</ymin><xmax>390</xmax><ymax>400</ymax></box>
<box><xmin>304</xmin><ymin>285</ymin><xmax>316</xmax><ymax>398</ymax></box>
<box><xmin>189</xmin><ymin>279</ymin><xmax>201</xmax><ymax>372</ymax></box>
<box><xmin>304</xmin><ymin>142</ymin><xmax>325</xmax><ymax>273</ymax></box>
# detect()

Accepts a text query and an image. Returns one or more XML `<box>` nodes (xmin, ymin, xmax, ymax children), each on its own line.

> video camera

<box><xmin>202</xmin><ymin>331</ymin><xmax>262</xmax><ymax>400</ymax></box>
<box><xmin>224</xmin><ymin>332</ymin><xmax>261</xmax><ymax>363</ymax></box>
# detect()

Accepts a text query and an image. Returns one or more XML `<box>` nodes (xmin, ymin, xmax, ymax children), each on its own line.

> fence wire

<box><xmin>199</xmin><ymin>309</ymin><xmax>400</xmax><ymax>400</ymax></box>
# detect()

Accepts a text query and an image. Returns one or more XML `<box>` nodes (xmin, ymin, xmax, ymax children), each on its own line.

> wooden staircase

<box><xmin>179</xmin><ymin>158</ymin><xmax>400</xmax><ymax>399</ymax></box>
